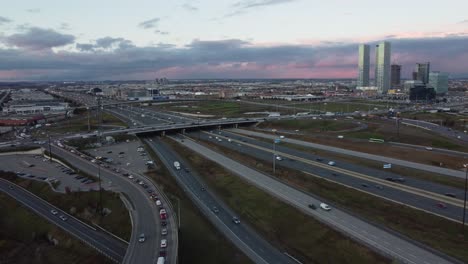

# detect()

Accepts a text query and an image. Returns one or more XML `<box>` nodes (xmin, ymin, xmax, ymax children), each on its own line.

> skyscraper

<box><xmin>357</xmin><ymin>44</ymin><xmax>370</xmax><ymax>87</ymax></box>
<box><xmin>415</xmin><ymin>62</ymin><xmax>430</xmax><ymax>84</ymax></box>
<box><xmin>428</xmin><ymin>71</ymin><xmax>449</xmax><ymax>95</ymax></box>
<box><xmin>391</xmin><ymin>64</ymin><xmax>401</xmax><ymax>87</ymax></box>
<box><xmin>375</xmin><ymin>41</ymin><xmax>391</xmax><ymax>93</ymax></box>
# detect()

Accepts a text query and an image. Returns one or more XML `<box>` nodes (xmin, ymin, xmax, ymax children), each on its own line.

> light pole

<box><xmin>197</xmin><ymin>112</ymin><xmax>201</xmax><ymax>141</ymax></box>
<box><xmin>272</xmin><ymin>137</ymin><xmax>281</xmax><ymax>174</ymax></box>
<box><xmin>463</xmin><ymin>164</ymin><xmax>468</xmax><ymax>237</ymax></box>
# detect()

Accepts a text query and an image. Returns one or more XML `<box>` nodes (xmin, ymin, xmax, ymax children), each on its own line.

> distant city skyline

<box><xmin>0</xmin><ymin>0</ymin><xmax>468</xmax><ymax>80</ymax></box>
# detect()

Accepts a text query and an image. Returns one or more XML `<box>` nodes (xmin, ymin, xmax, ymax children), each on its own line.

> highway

<box><xmin>231</xmin><ymin>128</ymin><xmax>468</xmax><ymax>179</ymax></box>
<box><xmin>174</xmin><ymin>136</ymin><xmax>458</xmax><ymax>264</ymax></box>
<box><xmin>0</xmin><ymin>178</ymin><xmax>127</xmax><ymax>262</ymax></box>
<box><xmin>192</xmin><ymin>130</ymin><xmax>466</xmax><ymax>222</ymax></box>
<box><xmin>400</xmin><ymin>118</ymin><xmax>468</xmax><ymax>142</ymax></box>
<box><xmin>146</xmin><ymin>137</ymin><xmax>295</xmax><ymax>264</ymax></box>
<box><xmin>50</xmin><ymin>145</ymin><xmax>170</xmax><ymax>264</ymax></box>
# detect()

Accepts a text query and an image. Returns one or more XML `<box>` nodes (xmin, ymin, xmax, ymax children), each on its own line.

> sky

<box><xmin>0</xmin><ymin>0</ymin><xmax>468</xmax><ymax>81</ymax></box>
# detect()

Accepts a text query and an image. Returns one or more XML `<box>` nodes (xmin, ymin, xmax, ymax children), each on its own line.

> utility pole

<box><xmin>96</xmin><ymin>96</ymin><xmax>103</xmax><ymax>215</ymax></box>
<box><xmin>463</xmin><ymin>164</ymin><xmax>468</xmax><ymax>238</ymax></box>
<box><xmin>273</xmin><ymin>139</ymin><xmax>276</xmax><ymax>175</ymax></box>
<box><xmin>87</xmin><ymin>107</ymin><xmax>90</xmax><ymax>132</ymax></box>
<box><xmin>48</xmin><ymin>134</ymin><xmax>52</xmax><ymax>161</ymax></box>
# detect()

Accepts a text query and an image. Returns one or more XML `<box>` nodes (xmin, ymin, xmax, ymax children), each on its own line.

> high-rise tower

<box><xmin>415</xmin><ymin>62</ymin><xmax>430</xmax><ymax>84</ymax></box>
<box><xmin>391</xmin><ymin>64</ymin><xmax>401</xmax><ymax>87</ymax></box>
<box><xmin>357</xmin><ymin>44</ymin><xmax>370</xmax><ymax>87</ymax></box>
<box><xmin>375</xmin><ymin>41</ymin><xmax>391</xmax><ymax>93</ymax></box>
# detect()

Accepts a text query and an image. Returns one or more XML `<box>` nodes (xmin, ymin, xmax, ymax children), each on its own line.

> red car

<box><xmin>159</xmin><ymin>208</ymin><xmax>167</xmax><ymax>220</ymax></box>
<box><xmin>436</xmin><ymin>202</ymin><xmax>447</xmax><ymax>209</ymax></box>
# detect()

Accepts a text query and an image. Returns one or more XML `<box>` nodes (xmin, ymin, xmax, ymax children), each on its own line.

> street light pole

<box><xmin>463</xmin><ymin>164</ymin><xmax>468</xmax><ymax>237</ymax></box>
<box><xmin>273</xmin><ymin>139</ymin><xmax>276</xmax><ymax>174</ymax></box>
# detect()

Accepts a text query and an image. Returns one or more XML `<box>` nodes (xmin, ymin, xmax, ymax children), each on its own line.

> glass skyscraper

<box><xmin>375</xmin><ymin>41</ymin><xmax>391</xmax><ymax>93</ymax></box>
<box><xmin>428</xmin><ymin>71</ymin><xmax>449</xmax><ymax>95</ymax></box>
<box><xmin>357</xmin><ymin>44</ymin><xmax>370</xmax><ymax>87</ymax></box>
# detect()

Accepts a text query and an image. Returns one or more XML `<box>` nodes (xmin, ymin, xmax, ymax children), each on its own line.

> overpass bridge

<box><xmin>63</xmin><ymin>119</ymin><xmax>259</xmax><ymax>140</ymax></box>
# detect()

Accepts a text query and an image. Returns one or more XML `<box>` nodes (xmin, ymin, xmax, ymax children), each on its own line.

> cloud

<box><xmin>76</xmin><ymin>37</ymin><xmax>135</xmax><ymax>52</ymax></box>
<box><xmin>459</xmin><ymin>19</ymin><xmax>468</xmax><ymax>24</ymax></box>
<box><xmin>1</xmin><ymin>35</ymin><xmax>468</xmax><ymax>80</ymax></box>
<box><xmin>226</xmin><ymin>0</ymin><xmax>297</xmax><ymax>17</ymax></box>
<box><xmin>59</xmin><ymin>23</ymin><xmax>71</xmax><ymax>30</ymax></box>
<box><xmin>2</xmin><ymin>27</ymin><xmax>75</xmax><ymax>50</ymax></box>
<box><xmin>182</xmin><ymin>3</ymin><xmax>198</xmax><ymax>11</ymax></box>
<box><xmin>154</xmin><ymin>30</ymin><xmax>169</xmax><ymax>35</ymax></box>
<box><xmin>26</xmin><ymin>8</ymin><xmax>41</xmax><ymax>13</ymax></box>
<box><xmin>0</xmin><ymin>16</ymin><xmax>12</xmax><ymax>25</ymax></box>
<box><xmin>138</xmin><ymin>18</ymin><xmax>160</xmax><ymax>29</ymax></box>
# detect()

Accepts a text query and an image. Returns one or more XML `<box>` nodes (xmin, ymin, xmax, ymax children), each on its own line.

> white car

<box><xmin>156</xmin><ymin>200</ymin><xmax>162</xmax><ymax>206</ymax></box>
<box><xmin>138</xmin><ymin>233</ymin><xmax>146</xmax><ymax>243</ymax></box>
<box><xmin>50</xmin><ymin>209</ymin><xmax>58</xmax><ymax>215</ymax></box>
<box><xmin>320</xmin><ymin>203</ymin><xmax>331</xmax><ymax>211</ymax></box>
<box><xmin>128</xmin><ymin>175</ymin><xmax>134</xmax><ymax>179</ymax></box>
<box><xmin>59</xmin><ymin>215</ymin><xmax>68</xmax><ymax>221</ymax></box>
<box><xmin>327</xmin><ymin>161</ymin><xmax>336</xmax><ymax>166</ymax></box>
<box><xmin>425</xmin><ymin>147</ymin><xmax>433</xmax><ymax>151</ymax></box>
<box><xmin>275</xmin><ymin>156</ymin><xmax>283</xmax><ymax>161</ymax></box>
<box><xmin>160</xmin><ymin>239</ymin><xmax>167</xmax><ymax>248</ymax></box>
<box><xmin>161</xmin><ymin>228</ymin><xmax>167</xmax><ymax>236</ymax></box>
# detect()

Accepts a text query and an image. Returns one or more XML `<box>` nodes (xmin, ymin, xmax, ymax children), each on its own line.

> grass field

<box><xmin>153</xmin><ymin>100</ymin><xmax>290</xmax><ymax>118</ymax></box>
<box><xmin>45</xmin><ymin>111</ymin><xmax>126</xmax><ymax>135</ymax></box>
<box><xmin>142</xmin><ymin>140</ymin><xmax>252</xmax><ymax>264</ymax></box>
<box><xmin>194</xmin><ymin>138</ymin><xmax>468</xmax><ymax>263</ymax></box>
<box><xmin>165</xmin><ymin>139</ymin><xmax>390</xmax><ymax>264</ymax></box>
<box><xmin>0</xmin><ymin>177</ymin><xmax>111</xmax><ymax>264</ymax></box>
<box><xmin>258</xmin><ymin>119</ymin><xmax>359</xmax><ymax>133</ymax></box>
<box><xmin>1</xmin><ymin>172</ymin><xmax>131</xmax><ymax>241</ymax></box>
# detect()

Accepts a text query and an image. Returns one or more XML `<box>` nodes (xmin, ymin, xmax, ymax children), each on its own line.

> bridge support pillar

<box><xmin>235</xmin><ymin>124</ymin><xmax>238</xmax><ymax>128</ymax></box>
<box><xmin>217</xmin><ymin>125</ymin><xmax>221</xmax><ymax>131</ymax></box>
<box><xmin>161</xmin><ymin>131</ymin><xmax>165</xmax><ymax>137</ymax></box>
<box><xmin>182</xmin><ymin>129</ymin><xmax>186</xmax><ymax>134</ymax></box>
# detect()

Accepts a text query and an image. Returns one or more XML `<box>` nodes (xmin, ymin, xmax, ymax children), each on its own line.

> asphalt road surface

<box><xmin>0</xmin><ymin>178</ymin><xmax>127</xmax><ymax>262</ymax></box>
<box><xmin>231</xmin><ymin>129</ymin><xmax>467</xmax><ymax>179</ymax></box>
<box><xmin>176</xmin><ymin>136</ymin><xmax>458</xmax><ymax>264</ymax></box>
<box><xmin>146</xmin><ymin>137</ymin><xmax>295</xmax><ymax>264</ymax></box>
<box><xmin>401</xmin><ymin>118</ymin><xmax>468</xmax><ymax>143</ymax></box>
<box><xmin>50</xmin><ymin>145</ymin><xmax>165</xmax><ymax>264</ymax></box>
<box><xmin>197</xmin><ymin>130</ymin><xmax>466</xmax><ymax>222</ymax></box>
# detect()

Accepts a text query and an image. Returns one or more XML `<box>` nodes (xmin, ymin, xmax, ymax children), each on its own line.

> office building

<box><xmin>375</xmin><ymin>41</ymin><xmax>391</xmax><ymax>93</ymax></box>
<box><xmin>414</xmin><ymin>62</ymin><xmax>430</xmax><ymax>84</ymax></box>
<box><xmin>391</xmin><ymin>64</ymin><xmax>401</xmax><ymax>87</ymax></box>
<box><xmin>428</xmin><ymin>71</ymin><xmax>449</xmax><ymax>95</ymax></box>
<box><xmin>357</xmin><ymin>44</ymin><xmax>370</xmax><ymax>87</ymax></box>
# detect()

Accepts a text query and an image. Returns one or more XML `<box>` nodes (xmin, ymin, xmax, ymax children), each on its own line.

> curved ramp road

<box><xmin>0</xmin><ymin>179</ymin><xmax>127</xmax><ymax>262</ymax></box>
<box><xmin>231</xmin><ymin>129</ymin><xmax>467</xmax><ymax>179</ymax></box>
<box><xmin>146</xmin><ymin>138</ymin><xmax>295</xmax><ymax>264</ymax></box>
<box><xmin>176</xmin><ymin>137</ymin><xmax>457</xmax><ymax>264</ymax></box>
<box><xmin>50</xmin><ymin>145</ymin><xmax>168</xmax><ymax>264</ymax></box>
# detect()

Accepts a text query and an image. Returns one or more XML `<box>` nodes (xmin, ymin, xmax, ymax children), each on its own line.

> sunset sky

<box><xmin>1</xmin><ymin>0</ymin><xmax>468</xmax><ymax>80</ymax></box>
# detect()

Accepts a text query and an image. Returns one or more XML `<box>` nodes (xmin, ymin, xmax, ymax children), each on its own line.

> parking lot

<box><xmin>91</xmin><ymin>140</ymin><xmax>154</xmax><ymax>174</ymax></box>
<box><xmin>0</xmin><ymin>154</ymin><xmax>113</xmax><ymax>192</ymax></box>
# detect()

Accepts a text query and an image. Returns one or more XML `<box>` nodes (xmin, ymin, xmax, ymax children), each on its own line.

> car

<box><xmin>327</xmin><ymin>161</ymin><xmax>336</xmax><ymax>166</ymax></box>
<box><xmin>212</xmin><ymin>206</ymin><xmax>219</xmax><ymax>213</ymax></box>
<box><xmin>361</xmin><ymin>183</ymin><xmax>369</xmax><ymax>188</ymax></box>
<box><xmin>375</xmin><ymin>185</ymin><xmax>384</xmax><ymax>190</ymax></box>
<box><xmin>425</xmin><ymin>147</ymin><xmax>433</xmax><ymax>151</ymax></box>
<box><xmin>59</xmin><ymin>215</ymin><xmax>68</xmax><ymax>221</ymax></box>
<box><xmin>308</xmin><ymin>204</ymin><xmax>317</xmax><ymax>210</ymax></box>
<box><xmin>128</xmin><ymin>175</ymin><xmax>134</xmax><ymax>179</ymax></box>
<box><xmin>138</xmin><ymin>181</ymin><xmax>145</xmax><ymax>185</ymax></box>
<box><xmin>315</xmin><ymin>158</ymin><xmax>323</xmax><ymax>162</ymax></box>
<box><xmin>107</xmin><ymin>151</ymin><xmax>113</xmax><ymax>154</ymax></box>
<box><xmin>161</xmin><ymin>228</ymin><xmax>168</xmax><ymax>236</ymax></box>
<box><xmin>160</xmin><ymin>239</ymin><xmax>167</xmax><ymax>248</ymax></box>
<box><xmin>201</xmin><ymin>187</ymin><xmax>206</xmax><ymax>191</ymax></box>
<box><xmin>320</xmin><ymin>203</ymin><xmax>331</xmax><ymax>211</ymax></box>
<box><xmin>275</xmin><ymin>156</ymin><xmax>283</xmax><ymax>161</ymax></box>
<box><xmin>50</xmin><ymin>209</ymin><xmax>58</xmax><ymax>215</ymax></box>
<box><xmin>232</xmin><ymin>217</ymin><xmax>241</xmax><ymax>224</ymax></box>
<box><xmin>138</xmin><ymin>233</ymin><xmax>146</xmax><ymax>243</ymax></box>
<box><xmin>331</xmin><ymin>173</ymin><xmax>338</xmax><ymax>177</ymax></box>
<box><xmin>385</xmin><ymin>177</ymin><xmax>395</xmax><ymax>182</ymax></box>
<box><xmin>444</xmin><ymin>193</ymin><xmax>457</xmax><ymax>198</ymax></box>
<box><xmin>156</xmin><ymin>200</ymin><xmax>162</xmax><ymax>206</ymax></box>
<box><xmin>394</xmin><ymin>177</ymin><xmax>406</xmax><ymax>183</ymax></box>
<box><xmin>436</xmin><ymin>202</ymin><xmax>448</xmax><ymax>209</ymax></box>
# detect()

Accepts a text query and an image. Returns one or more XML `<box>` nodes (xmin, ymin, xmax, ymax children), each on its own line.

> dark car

<box><xmin>385</xmin><ymin>177</ymin><xmax>395</xmax><ymax>182</ymax></box>
<box><xmin>361</xmin><ymin>183</ymin><xmax>369</xmax><ymax>188</ymax></box>
<box><xmin>308</xmin><ymin>204</ymin><xmax>317</xmax><ymax>210</ymax></box>
<box><xmin>436</xmin><ymin>202</ymin><xmax>448</xmax><ymax>209</ymax></box>
<box><xmin>212</xmin><ymin>206</ymin><xmax>219</xmax><ymax>213</ymax></box>
<box><xmin>444</xmin><ymin>193</ymin><xmax>457</xmax><ymax>198</ymax></box>
<box><xmin>316</xmin><ymin>158</ymin><xmax>323</xmax><ymax>162</ymax></box>
<box><xmin>161</xmin><ymin>220</ymin><xmax>167</xmax><ymax>226</ymax></box>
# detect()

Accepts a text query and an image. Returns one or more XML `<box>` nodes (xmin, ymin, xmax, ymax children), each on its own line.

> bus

<box><xmin>368</xmin><ymin>138</ymin><xmax>384</xmax><ymax>143</ymax></box>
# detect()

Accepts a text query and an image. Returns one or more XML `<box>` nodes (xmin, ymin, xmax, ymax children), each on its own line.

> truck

<box><xmin>173</xmin><ymin>161</ymin><xmax>181</xmax><ymax>170</ymax></box>
<box><xmin>157</xmin><ymin>257</ymin><xmax>165</xmax><ymax>264</ymax></box>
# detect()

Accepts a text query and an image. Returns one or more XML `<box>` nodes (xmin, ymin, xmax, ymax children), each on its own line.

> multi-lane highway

<box><xmin>400</xmin><ymin>118</ymin><xmax>468</xmax><ymax>142</ymax></box>
<box><xmin>146</xmin><ymin>137</ymin><xmax>295</xmax><ymax>264</ymax></box>
<box><xmin>0</xmin><ymin>178</ymin><xmax>127</xmax><ymax>262</ymax></box>
<box><xmin>50</xmin><ymin>145</ymin><xmax>174</xmax><ymax>264</ymax></box>
<box><xmin>230</xmin><ymin>128</ymin><xmax>468</xmax><ymax>178</ymax></box>
<box><xmin>192</xmin><ymin>130</ymin><xmax>466</xmax><ymax>222</ymax></box>
<box><xmin>174</xmin><ymin>136</ymin><xmax>458</xmax><ymax>264</ymax></box>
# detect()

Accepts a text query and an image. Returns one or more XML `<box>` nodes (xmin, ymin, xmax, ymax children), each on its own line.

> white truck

<box><xmin>173</xmin><ymin>161</ymin><xmax>181</xmax><ymax>170</ymax></box>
